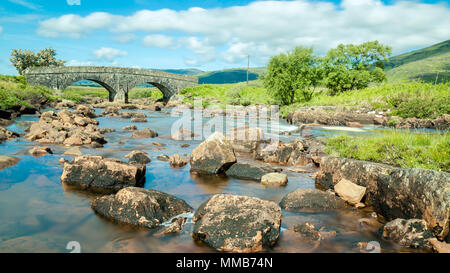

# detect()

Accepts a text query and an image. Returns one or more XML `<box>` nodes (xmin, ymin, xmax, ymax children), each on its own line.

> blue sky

<box><xmin>0</xmin><ymin>0</ymin><xmax>449</xmax><ymax>75</ymax></box>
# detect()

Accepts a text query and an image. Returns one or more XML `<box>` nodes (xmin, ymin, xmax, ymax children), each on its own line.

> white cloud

<box><xmin>0</xmin><ymin>26</ymin><xmax>3</xmax><ymax>35</ymax></box>
<box><xmin>37</xmin><ymin>0</ymin><xmax>450</xmax><ymax>64</ymax></box>
<box><xmin>93</xmin><ymin>47</ymin><xmax>128</xmax><ymax>62</ymax></box>
<box><xmin>114</xmin><ymin>33</ymin><xmax>136</xmax><ymax>43</ymax></box>
<box><xmin>142</xmin><ymin>34</ymin><xmax>174</xmax><ymax>48</ymax></box>
<box><xmin>8</xmin><ymin>0</ymin><xmax>41</xmax><ymax>11</ymax></box>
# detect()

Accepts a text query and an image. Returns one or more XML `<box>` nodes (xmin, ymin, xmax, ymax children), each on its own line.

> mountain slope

<box><xmin>387</xmin><ymin>51</ymin><xmax>450</xmax><ymax>83</ymax></box>
<box><xmin>385</xmin><ymin>40</ymin><xmax>450</xmax><ymax>70</ymax></box>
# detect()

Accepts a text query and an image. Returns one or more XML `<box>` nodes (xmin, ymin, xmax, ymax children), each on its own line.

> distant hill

<box><xmin>196</xmin><ymin>67</ymin><xmax>265</xmax><ymax>84</ymax></box>
<box><xmin>156</xmin><ymin>68</ymin><xmax>203</xmax><ymax>75</ymax></box>
<box><xmin>386</xmin><ymin>51</ymin><xmax>450</xmax><ymax>83</ymax></box>
<box><xmin>385</xmin><ymin>40</ymin><xmax>450</xmax><ymax>70</ymax></box>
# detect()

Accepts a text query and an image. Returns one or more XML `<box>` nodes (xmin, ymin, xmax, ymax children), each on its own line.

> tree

<box><xmin>264</xmin><ymin>47</ymin><xmax>322</xmax><ymax>105</ymax></box>
<box><xmin>323</xmin><ymin>41</ymin><xmax>391</xmax><ymax>94</ymax></box>
<box><xmin>10</xmin><ymin>48</ymin><xmax>66</xmax><ymax>75</ymax></box>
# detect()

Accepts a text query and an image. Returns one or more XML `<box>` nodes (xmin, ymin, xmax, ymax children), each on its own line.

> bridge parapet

<box><xmin>24</xmin><ymin>66</ymin><xmax>198</xmax><ymax>102</ymax></box>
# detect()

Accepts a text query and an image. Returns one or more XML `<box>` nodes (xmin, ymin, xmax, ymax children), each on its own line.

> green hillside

<box><xmin>385</xmin><ymin>40</ymin><xmax>450</xmax><ymax>70</ymax></box>
<box><xmin>387</xmin><ymin>51</ymin><xmax>450</xmax><ymax>83</ymax></box>
<box><xmin>196</xmin><ymin>67</ymin><xmax>265</xmax><ymax>84</ymax></box>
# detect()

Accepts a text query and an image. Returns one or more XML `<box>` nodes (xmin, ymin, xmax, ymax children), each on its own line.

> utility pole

<box><xmin>247</xmin><ymin>55</ymin><xmax>250</xmax><ymax>85</ymax></box>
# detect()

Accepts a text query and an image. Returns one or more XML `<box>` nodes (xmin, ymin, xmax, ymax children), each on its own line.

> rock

<box><xmin>63</xmin><ymin>147</ymin><xmax>82</xmax><ymax>156</ymax></box>
<box><xmin>192</xmin><ymin>194</ymin><xmax>282</xmax><ymax>252</ymax></box>
<box><xmin>180</xmin><ymin>144</ymin><xmax>190</xmax><ymax>148</ymax></box>
<box><xmin>122</xmin><ymin>125</ymin><xmax>137</xmax><ymax>131</ymax></box>
<box><xmin>226</xmin><ymin>127</ymin><xmax>265</xmax><ymax>153</ymax></box>
<box><xmin>58</xmin><ymin>158</ymin><xmax>68</xmax><ymax>164</ymax></box>
<box><xmin>334</xmin><ymin>178</ymin><xmax>366</xmax><ymax>205</ymax></box>
<box><xmin>261</xmin><ymin>173</ymin><xmax>288</xmax><ymax>186</ymax></box>
<box><xmin>92</xmin><ymin>187</ymin><xmax>193</xmax><ymax>229</ymax></box>
<box><xmin>124</xmin><ymin>151</ymin><xmax>151</xmax><ymax>164</ymax></box>
<box><xmin>99</xmin><ymin>128</ymin><xmax>116</xmax><ymax>134</ymax></box>
<box><xmin>315</xmin><ymin>157</ymin><xmax>450</xmax><ymax>240</ymax></box>
<box><xmin>254</xmin><ymin>138</ymin><xmax>319</xmax><ymax>166</ymax></box>
<box><xmin>225</xmin><ymin>162</ymin><xmax>275</xmax><ymax>181</ymax></box>
<box><xmin>131</xmin><ymin>117</ymin><xmax>147</xmax><ymax>123</ymax></box>
<box><xmin>63</xmin><ymin>135</ymin><xmax>83</xmax><ymax>146</ymax></box>
<box><xmin>0</xmin><ymin>127</ymin><xmax>19</xmax><ymax>143</ymax></box>
<box><xmin>345</xmin><ymin>121</ymin><xmax>363</xmax><ymax>127</ymax></box>
<box><xmin>0</xmin><ymin>155</ymin><xmax>20</xmax><ymax>170</ymax></box>
<box><xmin>101</xmin><ymin>106</ymin><xmax>121</xmax><ymax>116</ymax></box>
<box><xmin>155</xmin><ymin>217</ymin><xmax>187</xmax><ymax>237</ymax></box>
<box><xmin>379</xmin><ymin>219</ymin><xmax>433</xmax><ymax>249</ymax></box>
<box><xmin>279</xmin><ymin>188</ymin><xmax>346</xmax><ymax>212</ymax></box>
<box><xmin>287</xmin><ymin>107</ymin><xmax>375</xmax><ymax>126</ymax></box>
<box><xmin>427</xmin><ymin>238</ymin><xmax>450</xmax><ymax>253</ymax></box>
<box><xmin>131</xmin><ymin>128</ymin><xmax>158</xmax><ymax>139</ymax></box>
<box><xmin>152</xmin><ymin>142</ymin><xmax>166</xmax><ymax>147</ymax></box>
<box><xmin>169</xmin><ymin>154</ymin><xmax>187</xmax><ymax>168</ymax></box>
<box><xmin>291</xmin><ymin>223</ymin><xmax>322</xmax><ymax>242</ymax></box>
<box><xmin>190</xmin><ymin>132</ymin><xmax>236</xmax><ymax>174</ymax></box>
<box><xmin>61</xmin><ymin>155</ymin><xmax>146</xmax><ymax>193</ymax></box>
<box><xmin>157</xmin><ymin>154</ymin><xmax>170</xmax><ymax>161</ymax></box>
<box><xmin>29</xmin><ymin>146</ymin><xmax>53</xmax><ymax>156</ymax></box>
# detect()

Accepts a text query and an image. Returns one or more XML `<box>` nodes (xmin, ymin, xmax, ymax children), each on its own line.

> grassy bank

<box><xmin>0</xmin><ymin>75</ymin><xmax>55</xmax><ymax>109</ymax></box>
<box><xmin>324</xmin><ymin>130</ymin><xmax>449</xmax><ymax>172</ymax></box>
<box><xmin>280</xmin><ymin>81</ymin><xmax>450</xmax><ymax>119</ymax></box>
<box><xmin>180</xmin><ymin>81</ymin><xmax>273</xmax><ymax>107</ymax></box>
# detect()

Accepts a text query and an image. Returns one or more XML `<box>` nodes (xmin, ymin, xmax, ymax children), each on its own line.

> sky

<box><xmin>0</xmin><ymin>0</ymin><xmax>449</xmax><ymax>75</ymax></box>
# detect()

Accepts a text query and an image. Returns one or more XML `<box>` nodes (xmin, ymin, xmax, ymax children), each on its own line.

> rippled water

<box><xmin>0</xmin><ymin>108</ymin><xmax>426</xmax><ymax>253</ymax></box>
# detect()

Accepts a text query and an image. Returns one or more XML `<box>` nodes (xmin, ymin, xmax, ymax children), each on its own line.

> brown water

<box><xmin>0</xmin><ymin>108</ymin><xmax>426</xmax><ymax>253</ymax></box>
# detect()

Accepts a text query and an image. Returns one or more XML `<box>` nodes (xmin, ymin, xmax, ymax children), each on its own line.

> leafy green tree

<box><xmin>323</xmin><ymin>41</ymin><xmax>391</xmax><ymax>94</ymax></box>
<box><xmin>10</xmin><ymin>48</ymin><xmax>66</xmax><ymax>75</ymax></box>
<box><xmin>264</xmin><ymin>47</ymin><xmax>322</xmax><ymax>105</ymax></box>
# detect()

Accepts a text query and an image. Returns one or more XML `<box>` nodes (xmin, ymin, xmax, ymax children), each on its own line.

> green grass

<box><xmin>128</xmin><ymin>87</ymin><xmax>163</xmax><ymax>101</ymax></box>
<box><xmin>60</xmin><ymin>86</ymin><xmax>109</xmax><ymax>102</ymax></box>
<box><xmin>280</xmin><ymin>81</ymin><xmax>450</xmax><ymax>119</ymax></box>
<box><xmin>0</xmin><ymin>75</ymin><xmax>55</xmax><ymax>109</ymax></box>
<box><xmin>324</xmin><ymin>130</ymin><xmax>450</xmax><ymax>172</ymax></box>
<box><xmin>196</xmin><ymin>67</ymin><xmax>266</xmax><ymax>84</ymax></box>
<box><xmin>180</xmin><ymin>81</ymin><xmax>273</xmax><ymax>107</ymax></box>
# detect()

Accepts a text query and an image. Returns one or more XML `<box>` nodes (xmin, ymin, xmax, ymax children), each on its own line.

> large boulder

<box><xmin>192</xmin><ymin>194</ymin><xmax>282</xmax><ymax>253</ymax></box>
<box><xmin>315</xmin><ymin>157</ymin><xmax>450</xmax><ymax>240</ymax></box>
<box><xmin>61</xmin><ymin>155</ymin><xmax>146</xmax><ymax>193</ymax></box>
<box><xmin>226</xmin><ymin>127</ymin><xmax>265</xmax><ymax>154</ymax></box>
<box><xmin>91</xmin><ymin>187</ymin><xmax>193</xmax><ymax>229</ymax></box>
<box><xmin>169</xmin><ymin>154</ymin><xmax>188</xmax><ymax>168</ymax></box>
<box><xmin>379</xmin><ymin>219</ymin><xmax>434</xmax><ymax>249</ymax></box>
<box><xmin>225</xmin><ymin>162</ymin><xmax>276</xmax><ymax>181</ymax></box>
<box><xmin>190</xmin><ymin>132</ymin><xmax>236</xmax><ymax>174</ymax></box>
<box><xmin>279</xmin><ymin>188</ymin><xmax>346</xmax><ymax>212</ymax></box>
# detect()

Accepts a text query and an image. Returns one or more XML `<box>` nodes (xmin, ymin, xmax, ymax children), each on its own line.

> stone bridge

<box><xmin>24</xmin><ymin>66</ymin><xmax>198</xmax><ymax>102</ymax></box>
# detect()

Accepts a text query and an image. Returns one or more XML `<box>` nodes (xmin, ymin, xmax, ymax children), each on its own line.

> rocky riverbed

<box><xmin>0</xmin><ymin>99</ymin><xmax>448</xmax><ymax>253</ymax></box>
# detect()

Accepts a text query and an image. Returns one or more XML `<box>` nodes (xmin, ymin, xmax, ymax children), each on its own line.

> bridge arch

<box><xmin>24</xmin><ymin>66</ymin><xmax>198</xmax><ymax>103</ymax></box>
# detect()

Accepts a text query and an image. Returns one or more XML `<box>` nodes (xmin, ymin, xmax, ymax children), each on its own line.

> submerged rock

<box><xmin>279</xmin><ymin>188</ymin><xmax>346</xmax><ymax>212</ymax></box>
<box><xmin>29</xmin><ymin>146</ymin><xmax>53</xmax><ymax>156</ymax></box>
<box><xmin>131</xmin><ymin>128</ymin><xmax>158</xmax><ymax>139</ymax></box>
<box><xmin>155</xmin><ymin>217</ymin><xmax>188</xmax><ymax>237</ymax></box>
<box><xmin>169</xmin><ymin>154</ymin><xmax>188</xmax><ymax>168</ymax></box>
<box><xmin>171</xmin><ymin>127</ymin><xmax>198</xmax><ymax>140</ymax></box>
<box><xmin>131</xmin><ymin>117</ymin><xmax>147</xmax><ymax>123</ymax></box>
<box><xmin>192</xmin><ymin>194</ymin><xmax>282</xmax><ymax>253</ymax></box>
<box><xmin>157</xmin><ymin>154</ymin><xmax>170</xmax><ymax>161</ymax></box>
<box><xmin>315</xmin><ymin>157</ymin><xmax>450</xmax><ymax>240</ymax></box>
<box><xmin>190</xmin><ymin>132</ymin><xmax>236</xmax><ymax>174</ymax></box>
<box><xmin>61</xmin><ymin>155</ymin><xmax>146</xmax><ymax>193</ymax></box>
<box><xmin>124</xmin><ymin>151</ymin><xmax>151</xmax><ymax>164</ymax></box>
<box><xmin>0</xmin><ymin>127</ymin><xmax>19</xmax><ymax>143</ymax></box>
<box><xmin>92</xmin><ymin>187</ymin><xmax>193</xmax><ymax>229</ymax></box>
<box><xmin>225</xmin><ymin>162</ymin><xmax>275</xmax><ymax>181</ymax></box>
<box><xmin>63</xmin><ymin>147</ymin><xmax>82</xmax><ymax>156</ymax></box>
<box><xmin>261</xmin><ymin>173</ymin><xmax>288</xmax><ymax>186</ymax></box>
<box><xmin>0</xmin><ymin>155</ymin><xmax>20</xmax><ymax>170</ymax></box>
<box><xmin>122</xmin><ymin>125</ymin><xmax>137</xmax><ymax>131</ymax></box>
<box><xmin>379</xmin><ymin>219</ymin><xmax>434</xmax><ymax>249</ymax></box>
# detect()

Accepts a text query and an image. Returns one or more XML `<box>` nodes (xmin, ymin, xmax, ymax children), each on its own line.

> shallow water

<box><xmin>0</xmin><ymin>108</ymin><xmax>427</xmax><ymax>253</ymax></box>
